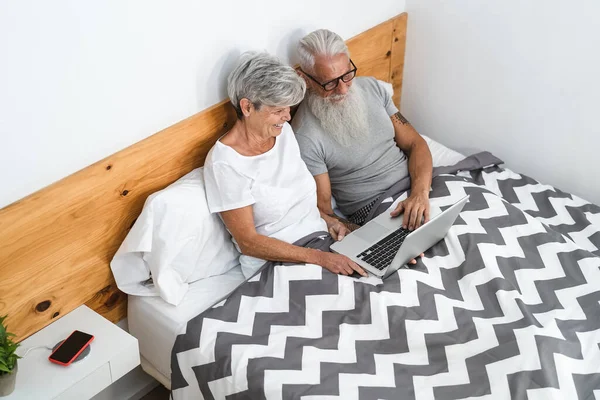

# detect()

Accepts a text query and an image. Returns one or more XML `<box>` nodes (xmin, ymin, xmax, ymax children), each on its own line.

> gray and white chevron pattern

<box><xmin>171</xmin><ymin>166</ymin><xmax>600</xmax><ymax>400</ymax></box>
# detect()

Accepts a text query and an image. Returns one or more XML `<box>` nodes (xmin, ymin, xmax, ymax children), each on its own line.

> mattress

<box><xmin>128</xmin><ymin>265</ymin><xmax>246</xmax><ymax>387</ymax></box>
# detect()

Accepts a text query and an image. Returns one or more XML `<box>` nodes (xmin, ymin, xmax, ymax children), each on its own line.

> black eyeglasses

<box><xmin>300</xmin><ymin>59</ymin><xmax>357</xmax><ymax>92</ymax></box>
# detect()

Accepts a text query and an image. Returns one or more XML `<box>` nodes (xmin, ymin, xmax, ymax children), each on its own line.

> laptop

<box><xmin>331</xmin><ymin>195</ymin><xmax>469</xmax><ymax>278</ymax></box>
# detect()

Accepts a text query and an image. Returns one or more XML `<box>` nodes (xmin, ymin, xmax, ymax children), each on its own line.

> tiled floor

<box><xmin>141</xmin><ymin>384</ymin><xmax>170</xmax><ymax>400</ymax></box>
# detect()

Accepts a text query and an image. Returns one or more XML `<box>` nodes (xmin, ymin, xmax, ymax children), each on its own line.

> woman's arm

<box><xmin>220</xmin><ymin>206</ymin><xmax>367</xmax><ymax>276</ymax></box>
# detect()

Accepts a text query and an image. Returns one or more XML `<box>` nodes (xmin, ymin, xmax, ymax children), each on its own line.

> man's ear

<box><xmin>239</xmin><ymin>98</ymin><xmax>253</xmax><ymax>117</ymax></box>
<box><xmin>296</xmin><ymin>67</ymin><xmax>309</xmax><ymax>83</ymax></box>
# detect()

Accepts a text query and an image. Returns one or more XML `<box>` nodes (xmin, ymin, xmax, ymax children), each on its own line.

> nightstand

<box><xmin>6</xmin><ymin>305</ymin><xmax>140</xmax><ymax>400</ymax></box>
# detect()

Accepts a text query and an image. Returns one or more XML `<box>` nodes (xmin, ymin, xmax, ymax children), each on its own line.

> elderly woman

<box><xmin>204</xmin><ymin>51</ymin><xmax>366</xmax><ymax>279</ymax></box>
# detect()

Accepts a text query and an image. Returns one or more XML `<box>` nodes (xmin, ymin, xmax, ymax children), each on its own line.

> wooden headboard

<box><xmin>0</xmin><ymin>13</ymin><xmax>408</xmax><ymax>341</ymax></box>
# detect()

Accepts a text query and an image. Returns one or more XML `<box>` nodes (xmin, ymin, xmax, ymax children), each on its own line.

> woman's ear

<box><xmin>239</xmin><ymin>98</ymin><xmax>253</xmax><ymax>117</ymax></box>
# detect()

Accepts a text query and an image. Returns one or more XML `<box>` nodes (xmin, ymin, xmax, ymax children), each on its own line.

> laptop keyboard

<box><xmin>356</xmin><ymin>227</ymin><xmax>412</xmax><ymax>270</ymax></box>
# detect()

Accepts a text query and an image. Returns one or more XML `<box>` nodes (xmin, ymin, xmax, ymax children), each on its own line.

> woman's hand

<box><xmin>316</xmin><ymin>251</ymin><xmax>367</xmax><ymax>277</ymax></box>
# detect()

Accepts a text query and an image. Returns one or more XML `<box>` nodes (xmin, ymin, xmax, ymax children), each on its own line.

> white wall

<box><xmin>402</xmin><ymin>0</ymin><xmax>600</xmax><ymax>205</ymax></box>
<box><xmin>0</xmin><ymin>0</ymin><xmax>405</xmax><ymax>209</ymax></box>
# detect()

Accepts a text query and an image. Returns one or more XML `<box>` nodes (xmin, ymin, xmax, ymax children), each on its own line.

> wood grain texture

<box><xmin>391</xmin><ymin>13</ymin><xmax>408</xmax><ymax>107</ymax></box>
<box><xmin>347</xmin><ymin>19</ymin><xmax>394</xmax><ymax>82</ymax></box>
<box><xmin>0</xmin><ymin>13</ymin><xmax>408</xmax><ymax>342</ymax></box>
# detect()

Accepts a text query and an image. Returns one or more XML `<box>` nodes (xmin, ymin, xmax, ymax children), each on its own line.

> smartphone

<box><xmin>48</xmin><ymin>330</ymin><xmax>94</xmax><ymax>366</ymax></box>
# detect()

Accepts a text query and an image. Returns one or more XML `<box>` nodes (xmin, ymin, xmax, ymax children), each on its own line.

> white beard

<box><xmin>306</xmin><ymin>85</ymin><xmax>369</xmax><ymax>147</ymax></box>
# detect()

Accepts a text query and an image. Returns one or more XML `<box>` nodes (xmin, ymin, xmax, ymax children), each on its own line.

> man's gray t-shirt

<box><xmin>292</xmin><ymin>77</ymin><xmax>408</xmax><ymax>216</ymax></box>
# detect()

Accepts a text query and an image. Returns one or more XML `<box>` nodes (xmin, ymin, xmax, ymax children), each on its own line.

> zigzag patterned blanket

<box><xmin>171</xmin><ymin>159</ymin><xmax>600</xmax><ymax>400</ymax></box>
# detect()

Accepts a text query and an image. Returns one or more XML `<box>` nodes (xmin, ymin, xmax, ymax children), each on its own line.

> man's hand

<box><xmin>323</xmin><ymin>213</ymin><xmax>359</xmax><ymax>241</ymax></box>
<box><xmin>390</xmin><ymin>191</ymin><xmax>431</xmax><ymax>230</ymax></box>
<box><xmin>408</xmin><ymin>252</ymin><xmax>425</xmax><ymax>265</ymax></box>
<box><xmin>327</xmin><ymin>219</ymin><xmax>350</xmax><ymax>241</ymax></box>
<box><xmin>342</xmin><ymin>220</ymin><xmax>361</xmax><ymax>233</ymax></box>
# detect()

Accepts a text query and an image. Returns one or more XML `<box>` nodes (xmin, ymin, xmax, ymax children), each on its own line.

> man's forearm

<box><xmin>320</xmin><ymin>209</ymin><xmax>346</xmax><ymax>226</ymax></box>
<box><xmin>407</xmin><ymin>143</ymin><xmax>433</xmax><ymax>195</ymax></box>
<box><xmin>317</xmin><ymin>195</ymin><xmax>357</xmax><ymax>229</ymax></box>
<box><xmin>317</xmin><ymin>201</ymin><xmax>334</xmax><ymax>216</ymax></box>
<box><xmin>390</xmin><ymin>111</ymin><xmax>433</xmax><ymax>196</ymax></box>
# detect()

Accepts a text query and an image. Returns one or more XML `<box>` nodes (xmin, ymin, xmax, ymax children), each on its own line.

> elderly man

<box><xmin>292</xmin><ymin>29</ymin><xmax>433</xmax><ymax>232</ymax></box>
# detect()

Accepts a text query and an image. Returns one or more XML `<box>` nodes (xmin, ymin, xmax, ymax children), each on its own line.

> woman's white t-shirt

<box><xmin>204</xmin><ymin>122</ymin><xmax>327</xmax><ymax>277</ymax></box>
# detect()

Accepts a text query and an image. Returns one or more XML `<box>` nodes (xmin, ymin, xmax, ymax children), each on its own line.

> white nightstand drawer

<box><xmin>54</xmin><ymin>363</ymin><xmax>111</xmax><ymax>400</ymax></box>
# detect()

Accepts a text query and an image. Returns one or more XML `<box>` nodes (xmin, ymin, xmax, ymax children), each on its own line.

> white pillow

<box><xmin>421</xmin><ymin>134</ymin><xmax>465</xmax><ymax>167</ymax></box>
<box><xmin>110</xmin><ymin>167</ymin><xmax>240</xmax><ymax>306</ymax></box>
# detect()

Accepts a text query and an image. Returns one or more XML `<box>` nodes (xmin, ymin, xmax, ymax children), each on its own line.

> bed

<box><xmin>126</xmin><ymin>135</ymin><xmax>467</xmax><ymax>390</ymax></box>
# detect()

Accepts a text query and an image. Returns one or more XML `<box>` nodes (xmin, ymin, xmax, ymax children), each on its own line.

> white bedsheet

<box><xmin>128</xmin><ymin>265</ymin><xmax>245</xmax><ymax>387</ymax></box>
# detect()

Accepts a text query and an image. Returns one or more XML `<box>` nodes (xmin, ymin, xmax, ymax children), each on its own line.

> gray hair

<box><xmin>227</xmin><ymin>51</ymin><xmax>306</xmax><ymax>119</ymax></box>
<box><xmin>298</xmin><ymin>29</ymin><xmax>350</xmax><ymax>74</ymax></box>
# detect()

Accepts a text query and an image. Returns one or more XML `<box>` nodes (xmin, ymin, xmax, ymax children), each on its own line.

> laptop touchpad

<box><xmin>354</xmin><ymin>222</ymin><xmax>389</xmax><ymax>241</ymax></box>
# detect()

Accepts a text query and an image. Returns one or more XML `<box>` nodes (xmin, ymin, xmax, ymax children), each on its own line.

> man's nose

<box><xmin>336</xmin><ymin>80</ymin><xmax>350</xmax><ymax>96</ymax></box>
